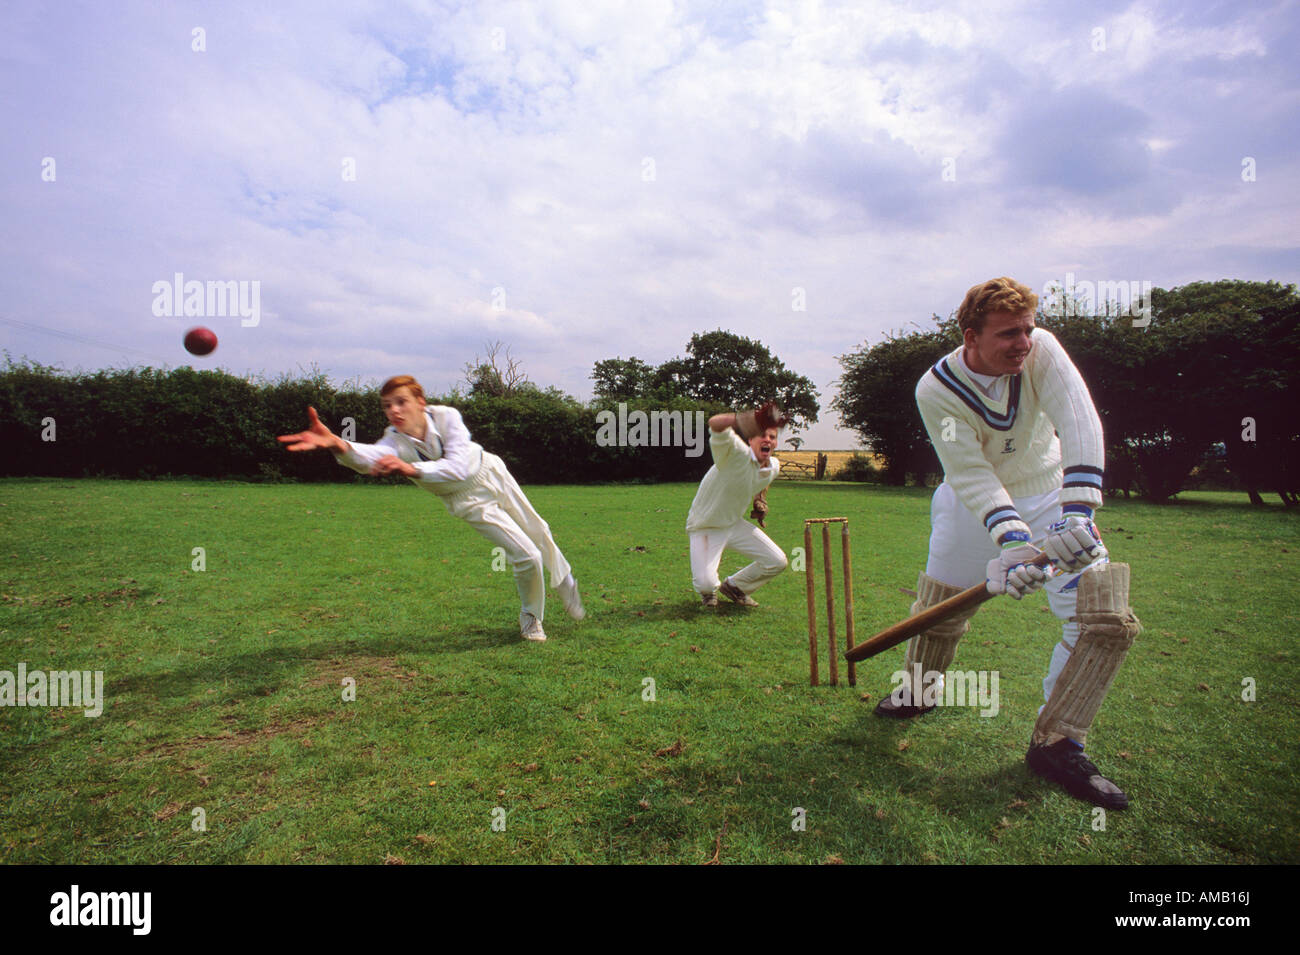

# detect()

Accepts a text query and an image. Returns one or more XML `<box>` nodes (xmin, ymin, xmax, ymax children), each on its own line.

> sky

<box><xmin>2</xmin><ymin>0</ymin><xmax>1297</xmax><ymax>449</ymax></box>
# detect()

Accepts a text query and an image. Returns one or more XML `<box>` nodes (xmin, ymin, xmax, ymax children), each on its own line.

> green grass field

<box><xmin>1</xmin><ymin>478</ymin><xmax>1296</xmax><ymax>864</ymax></box>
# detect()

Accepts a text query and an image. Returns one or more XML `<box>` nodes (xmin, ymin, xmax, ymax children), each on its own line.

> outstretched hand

<box><xmin>277</xmin><ymin>407</ymin><xmax>342</xmax><ymax>453</ymax></box>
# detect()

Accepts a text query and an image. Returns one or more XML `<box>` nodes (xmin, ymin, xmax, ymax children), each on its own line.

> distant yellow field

<box><xmin>776</xmin><ymin>449</ymin><xmax>883</xmax><ymax>478</ymax></box>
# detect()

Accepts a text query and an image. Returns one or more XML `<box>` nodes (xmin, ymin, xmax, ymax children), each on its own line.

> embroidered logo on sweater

<box><xmin>1001</xmin><ymin>438</ymin><xmax>1015</xmax><ymax>454</ymax></box>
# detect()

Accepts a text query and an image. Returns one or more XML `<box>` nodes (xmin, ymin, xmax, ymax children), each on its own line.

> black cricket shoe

<box><xmin>873</xmin><ymin>689</ymin><xmax>934</xmax><ymax>719</ymax></box>
<box><xmin>1026</xmin><ymin>739</ymin><xmax>1129</xmax><ymax>810</ymax></box>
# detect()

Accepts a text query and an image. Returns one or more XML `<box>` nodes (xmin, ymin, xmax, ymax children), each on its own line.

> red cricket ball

<box><xmin>184</xmin><ymin>327</ymin><xmax>218</xmax><ymax>356</ymax></box>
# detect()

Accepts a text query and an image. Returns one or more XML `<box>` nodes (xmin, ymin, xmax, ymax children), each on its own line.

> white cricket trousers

<box><xmin>924</xmin><ymin>482</ymin><xmax>1107</xmax><ymax>704</ymax></box>
<box><xmin>441</xmin><ymin>453</ymin><xmax>571</xmax><ymax>626</ymax></box>
<box><xmin>689</xmin><ymin>520</ymin><xmax>788</xmax><ymax>596</ymax></box>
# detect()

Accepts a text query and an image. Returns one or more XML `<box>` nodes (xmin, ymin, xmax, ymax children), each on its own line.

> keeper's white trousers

<box><xmin>924</xmin><ymin>483</ymin><xmax>1107</xmax><ymax>704</ymax></box>
<box><xmin>690</xmin><ymin>521</ymin><xmax>788</xmax><ymax>596</ymax></box>
<box><xmin>441</xmin><ymin>453</ymin><xmax>571</xmax><ymax>626</ymax></box>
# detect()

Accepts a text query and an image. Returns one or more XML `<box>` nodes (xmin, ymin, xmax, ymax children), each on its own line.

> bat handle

<box><xmin>843</xmin><ymin>552</ymin><xmax>1056</xmax><ymax>663</ymax></box>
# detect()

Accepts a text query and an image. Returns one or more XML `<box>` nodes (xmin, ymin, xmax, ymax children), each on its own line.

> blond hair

<box><xmin>956</xmin><ymin>277</ymin><xmax>1038</xmax><ymax>334</ymax></box>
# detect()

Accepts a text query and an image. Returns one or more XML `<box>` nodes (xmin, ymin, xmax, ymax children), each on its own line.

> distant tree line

<box><xmin>834</xmin><ymin>280</ymin><xmax>1300</xmax><ymax>504</ymax></box>
<box><xmin>0</xmin><ymin>331</ymin><xmax>821</xmax><ymax>485</ymax></box>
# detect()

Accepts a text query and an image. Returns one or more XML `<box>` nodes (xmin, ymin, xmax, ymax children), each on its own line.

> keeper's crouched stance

<box><xmin>687</xmin><ymin>406</ymin><xmax>788</xmax><ymax>608</ymax></box>
<box><xmin>874</xmin><ymin>278</ymin><xmax>1141</xmax><ymax>810</ymax></box>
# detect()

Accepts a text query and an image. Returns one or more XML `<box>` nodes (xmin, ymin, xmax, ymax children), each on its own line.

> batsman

<box><xmin>872</xmin><ymin>277</ymin><xmax>1141</xmax><ymax>809</ymax></box>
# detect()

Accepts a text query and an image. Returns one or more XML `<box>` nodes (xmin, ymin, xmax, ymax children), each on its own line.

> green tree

<box><xmin>1043</xmin><ymin>280</ymin><xmax>1300</xmax><ymax>503</ymax></box>
<box><xmin>649</xmin><ymin>330</ymin><xmax>820</xmax><ymax>430</ymax></box>
<box><xmin>590</xmin><ymin>357</ymin><xmax>656</xmax><ymax>400</ymax></box>
<box><xmin>1149</xmin><ymin>281</ymin><xmax>1300</xmax><ymax>504</ymax></box>
<box><xmin>833</xmin><ymin>319</ymin><xmax>958</xmax><ymax>485</ymax></box>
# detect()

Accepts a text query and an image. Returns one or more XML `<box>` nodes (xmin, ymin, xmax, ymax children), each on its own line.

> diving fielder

<box><xmin>873</xmin><ymin>277</ymin><xmax>1141</xmax><ymax>809</ymax></box>
<box><xmin>278</xmin><ymin>375</ymin><xmax>583</xmax><ymax>643</ymax></box>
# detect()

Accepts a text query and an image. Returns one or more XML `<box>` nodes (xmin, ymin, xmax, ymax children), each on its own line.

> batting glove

<box><xmin>1041</xmin><ymin>515</ymin><xmax>1107</xmax><ymax>571</ymax></box>
<box><xmin>986</xmin><ymin>543</ymin><xmax>1049</xmax><ymax>600</ymax></box>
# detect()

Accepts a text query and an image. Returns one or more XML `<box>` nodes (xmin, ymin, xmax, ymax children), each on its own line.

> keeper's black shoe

<box><xmin>719</xmin><ymin>578</ymin><xmax>758</xmax><ymax>606</ymax></box>
<box><xmin>873</xmin><ymin>690</ymin><xmax>934</xmax><ymax>719</ymax></box>
<box><xmin>1026</xmin><ymin>739</ymin><xmax>1129</xmax><ymax>810</ymax></box>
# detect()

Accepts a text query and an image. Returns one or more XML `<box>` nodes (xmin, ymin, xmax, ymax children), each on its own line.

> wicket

<box><xmin>803</xmin><ymin>517</ymin><xmax>856</xmax><ymax>687</ymax></box>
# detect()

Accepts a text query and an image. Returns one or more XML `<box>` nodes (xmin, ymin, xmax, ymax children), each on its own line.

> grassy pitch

<box><xmin>1</xmin><ymin>478</ymin><xmax>1296</xmax><ymax>864</ymax></box>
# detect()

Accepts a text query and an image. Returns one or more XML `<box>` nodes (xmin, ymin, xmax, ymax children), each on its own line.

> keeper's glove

<box><xmin>734</xmin><ymin>402</ymin><xmax>789</xmax><ymax>440</ymax></box>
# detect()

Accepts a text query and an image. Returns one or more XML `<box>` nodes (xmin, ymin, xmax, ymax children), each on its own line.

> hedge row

<box><xmin>0</xmin><ymin>362</ymin><xmax>727</xmax><ymax>485</ymax></box>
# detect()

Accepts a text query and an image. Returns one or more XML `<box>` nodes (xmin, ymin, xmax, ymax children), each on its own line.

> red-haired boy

<box><xmin>279</xmin><ymin>375</ymin><xmax>583</xmax><ymax>642</ymax></box>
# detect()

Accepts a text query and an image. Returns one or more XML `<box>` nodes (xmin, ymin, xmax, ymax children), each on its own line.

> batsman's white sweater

<box><xmin>916</xmin><ymin>328</ymin><xmax>1104</xmax><ymax>548</ymax></box>
<box><xmin>686</xmin><ymin>427</ymin><xmax>779</xmax><ymax>532</ymax></box>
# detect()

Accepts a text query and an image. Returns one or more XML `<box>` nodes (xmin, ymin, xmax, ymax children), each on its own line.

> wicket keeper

<box><xmin>687</xmin><ymin>404</ymin><xmax>789</xmax><ymax>607</ymax></box>
<box><xmin>872</xmin><ymin>277</ymin><xmax>1140</xmax><ymax>809</ymax></box>
<box><xmin>278</xmin><ymin>375</ymin><xmax>584</xmax><ymax>642</ymax></box>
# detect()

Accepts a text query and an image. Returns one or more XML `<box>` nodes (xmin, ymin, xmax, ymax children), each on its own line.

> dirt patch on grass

<box><xmin>139</xmin><ymin>716</ymin><xmax>323</xmax><ymax>758</ymax></box>
<box><xmin>306</xmin><ymin>656</ymin><xmax>419</xmax><ymax>688</ymax></box>
<box><xmin>132</xmin><ymin>657</ymin><xmax>414</xmax><ymax>762</ymax></box>
<box><xmin>2</xmin><ymin>581</ymin><xmax>145</xmax><ymax>608</ymax></box>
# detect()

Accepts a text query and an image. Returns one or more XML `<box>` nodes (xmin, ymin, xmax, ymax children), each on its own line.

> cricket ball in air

<box><xmin>184</xmin><ymin>327</ymin><xmax>218</xmax><ymax>356</ymax></box>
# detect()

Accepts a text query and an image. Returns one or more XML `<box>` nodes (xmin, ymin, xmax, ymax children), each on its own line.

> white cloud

<box><xmin>0</xmin><ymin>0</ymin><xmax>1296</xmax><ymax>449</ymax></box>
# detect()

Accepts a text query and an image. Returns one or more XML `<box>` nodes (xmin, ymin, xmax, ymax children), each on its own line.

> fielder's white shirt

<box><xmin>333</xmin><ymin>405</ymin><xmax>486</xmax><ymax>495</ymax></box>
<box><xmin>686</xmin><ymin>427</ymin><xmax>779</xmax><ymax>532</ymax></box>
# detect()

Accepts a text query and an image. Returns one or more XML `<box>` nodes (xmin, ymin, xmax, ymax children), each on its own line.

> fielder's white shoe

<box><xmin>520</xmin><ymin>613</ymin><xmax>547</xmax><ymax>642</ymax></box>
<box><xmin>557</xmin><ymin>574</ymin><xmax>586</xmax><ymax>620</ymax></box>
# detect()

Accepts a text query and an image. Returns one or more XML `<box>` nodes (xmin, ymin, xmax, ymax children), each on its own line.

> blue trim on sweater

<box><xmin>930</xmin><ymin>358</ymin><xmax>1021</xmax><ymax>432</ymax></box>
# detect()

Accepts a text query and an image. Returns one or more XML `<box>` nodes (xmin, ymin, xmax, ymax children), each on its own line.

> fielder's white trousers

<box><xmin>924</xmin><ymin>483</ymin><xmax>1107</xmax><ymax>704</ymax></box>
<box><xmin>689</xmin><ymin>521</ymin><xmax>788</xmax><ymax>596</ymax></box>
<box><xmin>441</xmin><ymin>453</ymin><xmax>571</xmax><ymax>626</ymax></box>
